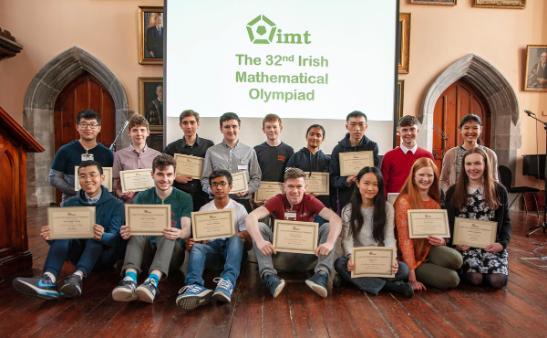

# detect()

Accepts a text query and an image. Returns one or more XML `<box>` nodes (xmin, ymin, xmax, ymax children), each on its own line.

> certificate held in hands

<box><xmin>191</xmin><ymin>209</ymin><xmax>235</xmax><ymax>241</ymax></box>
<box><xmin>272</xmin><ymin>220</ymin><xmax>318</xmax><ymax>255</ymax></box>
<box><xmin>120</xmin><ymin>169</ymin><xmax>154</xmax><ymax>193</ymax></box>
<box><xmin>339</xmin><ymin>151</ymin><xmax>374</xmax><ymax>176</ymax></box>
<box><xmin>453</xmin><ymin>217</ymin><xmax>497</xmax><ymax>249</ymax></box>
<box><xmin>407</xmin><ymin>209</ymin><xmax>450</xmax><ymax>238</ymax></box>
<box><xmin>230</xmin><ymin>171</ymin><xmax>249</xmax><ymax>194</ymax></box>
<box><xmin>48</xmin><ymin>206</ymin><xmax>95</xmax><ymax>239</ymax></box>
<box><xmin>174</xmin><ymin>154</ymin><xmax>203</xmax><ymax>179</ymax></box>
<box><xmin>254</xmin><ymin>181</ymin><xmax>283</xmax><ymax>203</ymax></box>
<box><xmin>351</xmin><ymin>247</ymin><xmax>395</xmax><ymax>278</ymax></box>
<box><xmin>125</xmin><ymin>204</ymin><xmax>171</xmax><ymax>236</ymax></box>
<box><xmin>305</xmin><ymin>172</ymin><xmax>329</xmax><ymax>196</ymax></box>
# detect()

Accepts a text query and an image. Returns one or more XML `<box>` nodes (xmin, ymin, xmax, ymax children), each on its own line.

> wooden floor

<box><xmin>0</xmin><ymin>207</ymin><xmax>546</xmax><ymax>338</ymax></box>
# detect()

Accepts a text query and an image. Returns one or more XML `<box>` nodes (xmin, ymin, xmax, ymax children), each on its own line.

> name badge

<box><xmin>81</xmin><ymin>153</ymin><xmax>94</xmax><ymax>161</ymax></box>
<box><xmin>237</xmin><ymin>164</ymin><xmax>247</xmax><ymax>171</ymax></box>
<box><xmin>284</xmin><ymin>211</ymin><xmax>297</xmax><ymax>221</ymax></box>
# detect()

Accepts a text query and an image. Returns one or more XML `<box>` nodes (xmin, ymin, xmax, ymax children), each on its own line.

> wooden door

<box><xmin>53</xmin><ymin>73</ymin><xmax>115</xmax><ymax>202</ymax></box>
<box><xmin>432</xmin><ymin>80</ymin><xmax>490</xmax><ymax>169</ymax></box>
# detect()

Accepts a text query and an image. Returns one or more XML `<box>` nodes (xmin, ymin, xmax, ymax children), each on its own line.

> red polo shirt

<box><xmin>264</xmin><ymin>193</ymin><xmax>325</xmax><ymax>222</ymax></box>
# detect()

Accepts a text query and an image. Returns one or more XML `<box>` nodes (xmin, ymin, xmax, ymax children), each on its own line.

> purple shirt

<box><xmin>112</xmin><ymin>144</ymin><xmax>161</xmax><ymax>195</ymax></box>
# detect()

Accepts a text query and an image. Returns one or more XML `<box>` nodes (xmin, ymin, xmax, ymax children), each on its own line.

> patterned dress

<box><xmin>457</xmin><ymin>189</ymin><xmax>509</xmax><ymax>275</ymax></box>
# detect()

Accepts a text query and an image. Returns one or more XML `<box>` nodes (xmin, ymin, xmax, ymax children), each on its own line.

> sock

<box><xmin>43</xmin><ymin>271</ymin><xmax>56</xmax><ymax>283</ymax></box>
<box><xmin>147</xmin><ymin>271</ymin><xmax>161</xmax><ymax>286</ymax></box>
<box><xmin>73</xmin><ymin>270</ymin><xmax>84</xmax><ymax>279</ymax></box>
<box><xmin>124</xmin><ymin>269</ymin><xmax>138</xmax><ymax>282</ymax></box>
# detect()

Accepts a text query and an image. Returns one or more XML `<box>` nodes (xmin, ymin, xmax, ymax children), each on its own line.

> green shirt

<box><xmin>134</xmin><ymin>187</ymin><xmax>193</xmax><ymax>229</ymax></box>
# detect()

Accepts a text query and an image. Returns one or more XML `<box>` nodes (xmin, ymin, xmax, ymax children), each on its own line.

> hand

<box><xmin>456</xmin><ymin>244</ymin><xmax>470</xmax><ymax>252</ymax></box>
<box><xmin>315</xmin><ymin>242</ymin><xmax>334</xmax><ymax>256</ymax></box>
<box><xmin>392</xmin><ymin>261</ymin><xmax>399</xmax><ymax>274</ymax></box>
<box><xmin>256</xmin><ymin>239</ymin><xmax>275</xmax><ymax>256</ymax></box>
<box><xmin>120</xmin><ymin>224</ymin><xmax>131</xmax><ymax>240</ymax></box>
<box><xmin>347</xmin><ymin>257</ymin><xmax>355</xmax><ymax>272</ymax></box>
<box><xmin>175</xmin><ymin>175</ymin><xmax>193</xmax><ymax>184</ymax></box>
<box><xmin>485</xmin><ymin>243</ymin><xmax>504</xmax><ymax>253</ymax></box>
<box><xmin>346</xmin><ymin>175</ymin><xmax>356</xmax><ymax>186</ymax></box>
<box><xmin>93</xmin><ymin>224</ymin><xmax>105</xmax><ymax>241</ymax></box>
<box><xmin>236</xmin><ymin>191</ymin><xmax>248</xmax><ymax>197</ymax></box>
<box><xmin>408</xmin><ymin>270</ymin><xmax>427</xmax><ymax>291</ymax></box>
<box><xmin>40</xmin><ymin>225</ymin><xmax>50</xmax><ymax>241</ymax></box>
<box><xmin>427</xmin><ymin>236</ymin><xmax>445</xmax><ymax>247</ymax></box>
<box><xmin>121</xmin><ymin>192</ymin><xmax>136</xmax><ymax>201</ymax></box>
<box><xmin>163</xmin><ymin>227</ymin><xmax>182</xmax><ymax>240</ymax></box>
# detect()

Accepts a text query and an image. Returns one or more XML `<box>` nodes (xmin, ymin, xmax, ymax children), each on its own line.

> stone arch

<box><xmin>23</xmin><ymin>46</ymin><xmax>129</xmax><ymax>206</ymax></box>
<box><xmin>419</xmin><ymin>53</ymin><xmax>521</xmax><ymax>180</ymax></box>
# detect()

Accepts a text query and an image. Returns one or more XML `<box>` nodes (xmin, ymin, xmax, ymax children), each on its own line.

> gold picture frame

<box><xmin>524</xmin><ymin>45</ymin><xmax>547</xmax><ymax>92</ymax></box>
<box><xmin>398</xmin><ymin>13</ymin><xmax>411</xmax><ymax>74</ymax></box>
<box><xmin>473</xmin><ymin>0</ymin><xmax>525</xmax><ymax>8</ymax></box>
<box><xmin>397</xmin><ymin>80</ymin><xmax>405</xmax><ymax>119</ymax></box>
<box><xmin>410</xmin><ymin>0</ymin><xmax>456</xmax><ymax>5</ymax></box>
<box><xmin>138</xmin><ymin>6</ymin><xmax>164</xmax><ymax>65</ymax></box>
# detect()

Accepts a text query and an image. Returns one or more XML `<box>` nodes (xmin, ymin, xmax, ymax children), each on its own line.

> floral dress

<box><xmin>457</xmin><ymin>189</ymin><xmax>508</xmax><ymax>275</ymax></box>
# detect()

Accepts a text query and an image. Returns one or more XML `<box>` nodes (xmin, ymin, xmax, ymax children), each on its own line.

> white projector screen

<box><xmin>165</xmin><ymin>0</ymin><xmax>399</xmax><ymax>153</ymax></box>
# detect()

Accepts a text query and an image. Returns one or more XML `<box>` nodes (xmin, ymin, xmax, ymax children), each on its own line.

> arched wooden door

<box><xmin>432</xmin><ymin>80</ymin><xmax>490</xmax><ymax>169</ymax></box>
<box><xmin>53</xmin><ymin>72</ymin><xmax>115</xmax><ymax>202</ymax></box>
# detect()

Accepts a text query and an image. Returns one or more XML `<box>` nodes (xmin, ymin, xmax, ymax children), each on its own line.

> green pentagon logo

<box><xmin>246</xmin><ymin>15</ymin><xmax>277</xmax><ymax>44</ymax></box>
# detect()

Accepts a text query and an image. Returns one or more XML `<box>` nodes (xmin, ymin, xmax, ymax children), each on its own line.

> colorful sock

<box><xmin>124</xmin><ymin>269</ymin><xmax>138</xmax><ymax>282</ymax></box>
<box><xmin>43</xmin><ymin>271</ymin><xmax>56</xmax><ymax>283</ymax></box>
<box><xmin>73</xmin><ymin>270</ymin><xmax>84</xmax><ymax>278</ymax></box>
<box><xmin>147</xmin><ymin>272</ymin><xmax>161</xmax><ymax>286</ymax></box>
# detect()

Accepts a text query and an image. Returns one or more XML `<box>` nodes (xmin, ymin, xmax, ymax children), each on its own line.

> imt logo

<box><xmin>246</xmin><ymin>15</ymin><xmax>311</xmax><ymax>45</ymax></box>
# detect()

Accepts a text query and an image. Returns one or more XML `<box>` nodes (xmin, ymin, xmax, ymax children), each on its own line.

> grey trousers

<box><xmin>122</xmin><ymin>235</ymin><xmax>184</xmax><ymax>278</ymax></box>
<box><xmin>253</xmin><ymin>222</ymin><xmax>335</xmax><ymax>278</ymax></box>
<box><xmin>416</xmin><ymin>246</ymin><xmax>463</xmax><ymax>289</ymax></box>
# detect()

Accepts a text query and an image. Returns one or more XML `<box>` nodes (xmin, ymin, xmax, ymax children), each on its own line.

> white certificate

<box><xmin>174</xmin><ymin>154</ymin><xmax>203</xmax><ymax>179</ymax></box>
<box><xmin>305</xmin><ymin>172</ymin><xmax>329</xmax><ymax>196</ymax></box>
<box><xmin>387</xmin><ymin>193</ymin><xmax>399</xmax><ymax>205</ymax></box>
<box><xmin>254</xmin><ymin>181</ymin><xmax>283</xmax><ymax>203</ymax></box>
<box><xmin>351</xmin><ymin>247</ymin><xmax>395</xmax><ymax>278</ymax></box>
<box><xmin>339</xmin><ymin>151</ymin><xmax>374</xmax><ymax>176</ymax></box>
<box><xmin>125</xmin><ymin>204</ymin><xmax>171</xmax><ymax>236</ymax></box>
<box><xmin>48</xmin><ymin>206</ymin><xmax>95</xmax><ymax>239</ymax></box>
<box><xmin>407</xmin><ymin>209</ymin><xmax>450</xmax><ymax>238</ymax></box>
<box><xmin>120</xmin><ymin>168</ymin><xmax>154</xmax><ymax>193</ymax></box>
<box><xmin>273</xmin><ymin>220</ymin><xmax>318</xmax><ymax>255</ymax></box>
<box><xmin>453</xmin><ymin>217</ymin><xmax>497</xmax><ymax>249</ymax></box>
<box><xmin>191</xmin><ymin>209</ymin><xmax>235</xmax><ymax>241</ymax></box>
<box><xmin>230</xmin><ymin>171</ymin><xmax>249</xmax><ymax>194</ymax></box>
<box><xmin>74</xmin><ymin>166</ymin><xmax>112</xmax><ymax>192</ymax></box>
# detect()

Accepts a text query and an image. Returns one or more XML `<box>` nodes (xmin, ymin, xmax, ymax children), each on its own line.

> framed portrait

<box><xmin>524</xmin><ymin>45</ymin><xmax>547</xmax><ymax>92</ymax></box>
<box><xmin>473</xmin><ymin>0</ymin><xmax>525</xmax><ymax>8</ymax></box>
<box><xmin>397</xmin><ymin>80</ymin><xmax>405</xmax><ymax>119</ymax></box>
<box><xmin>138</xmin><ymin>77</ymin><xmax>164</xmax><ymax>131</ymax></box>
<box><xmin>147</xmin><ymin>131</ymin><xmax>164</xmax><ymax>153</ymax></box>
<box><xmin>398</xmin><ymin>13</ymin><xmax>410</xmax><ymax>74</ymax></box>
<box><xmin>139</xmin><ymin>6</ymin><xmax>164</xmax><ymax>64</ymax></box>
<box><xmin>410</xmin><ymin>0</ymin><xmax>456</xmax><ymax>5</ymax></box>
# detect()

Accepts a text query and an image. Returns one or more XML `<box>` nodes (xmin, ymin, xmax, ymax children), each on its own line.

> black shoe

<box><xmin>136</xmin><ymin>278</ymin><xmax>159</xmax><ymax>303</ymax></box>
<box><xmin>112</xmin><ymin>278</ymin><xmax>138</xmax><ymax>302</ymax></box>
<box><xmin>384</xmin><ymin>281</ymin><xmax>414</xmax><ymax>298</ymax></box>
<box><xmin>262</xmin><ymin>274</ymin><xmax>286</xmax><ymax>298</ymax></box>
<box><xmin>305</xmin><ymin>272</ymin><xmax>329</xmax><ymax>298</ymax></box>
<box><xmin>59</xmin><ymin>274</ymin><xmax>83</xmax><ymax>298</ymax></box>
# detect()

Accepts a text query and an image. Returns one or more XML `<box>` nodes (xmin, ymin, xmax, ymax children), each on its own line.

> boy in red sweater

<box><xmin>381</xmin><ymin>115</ymin><xmax>434</xmax><ymax>194</ymax></box>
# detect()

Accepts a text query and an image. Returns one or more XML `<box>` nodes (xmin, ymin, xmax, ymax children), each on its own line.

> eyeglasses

<box><xmin>79</xmin><ymin>123</ymin><xmax>100</xmax><ymax>129</ymax></box>
<box><xmin>211</xmin><ymin>181</ymin><xmax>228</xmax><ymax>187</ymax></box>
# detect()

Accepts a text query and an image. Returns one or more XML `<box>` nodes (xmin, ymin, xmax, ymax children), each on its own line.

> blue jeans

<box><xmin>185</xmin><ymin>235</ymin><xmax>245</xmax><ymax>287</ymax></box>
<box><xmin>43</xmin><ymin>239</ymin><xmax>119</xmax><ymax>277</ymax></box>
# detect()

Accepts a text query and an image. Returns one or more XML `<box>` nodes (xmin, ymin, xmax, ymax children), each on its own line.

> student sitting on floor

<box><xmin>335</xmin><ymin>167</ymin><xmax>414</xmax><ymax>298</ymax></box>
<box><xmin>111</xmin><ymin>154</ymin><xmax>192</xmax><ymax>304</ymax></box>
<box><xmin>445</xmin><ymin>147</ymin><xmax>511</xmax><ymax>289</ymax></box>
<box><xmin>176</xmin><ymin>170</ymin><xmax>249</xmax><ymax>310</ymax></box>
<box><xmin>245</xmin><ymin>167</ymin><xmax>342</xmax><ymax>298</ymax></box>
<box><xmin>13</xmin><ymin>161</ymin><xmax>124</xmax><ymax>300</ymax></box>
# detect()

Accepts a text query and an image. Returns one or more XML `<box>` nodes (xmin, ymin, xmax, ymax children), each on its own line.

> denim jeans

<box><xmin>185</xmin><ymin>235</ymin><xmax>245</xmax><ymax>287</ymax></box>
<box><xmin>43</xmin><ymin>239</ymin><xmax>118</xmax><ymax>277</ymax></box>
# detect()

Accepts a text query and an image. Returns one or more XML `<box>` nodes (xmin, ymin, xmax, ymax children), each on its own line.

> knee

<box><xmin>334</xmin><ymin>256</ymin><xmax>348</xmax><ymax>274</ymax></box>
<box><xmin>442</xmin><ymin>271</ymin><xmax>461</xmax><ymax>289</ymax></box>
<box><xmin>486</xmin><ymin>274</ymin><xmax>507</xmax><ymax>289</ymax></box>
<box><xmin>397</xmin><ymin>261</ymin><xmax>409</xmax><ymax>279</ymax></box>
<box><xmin>191</xmin><ymin>243</ymin><xmax>208</xmax><ymax>255</ymax></box>
<box><xmin>227</xmin><ymin>235</ymin><xmax>244</xmax><ymax>250</ymax></box>
<box><xmin>49</xmin><ymin>239</ymin><xmax>71</xmax><ymax>251</ymax></box>
<box><xmin>466</xmin><ymin>272</ymin><xmax>484</xmax><ymax>286</ymax></box>
<box><xmin>258</xmin><ymin>222</ymin><xmax>272</xmax><ymax>239</ymax></box>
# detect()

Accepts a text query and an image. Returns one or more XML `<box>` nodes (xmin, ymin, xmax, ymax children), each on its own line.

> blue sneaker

<box><xmin>176</xmin><ymin>284</ymin><xmax>213</xmax><ymax>310</ymax></box>
<box><xmin>305</xmin><ymin>272</ymin><xmax>329</xmax><ymax>298</ymax></box>
<box><xmin>12</xmin><ymin>274</ymin><xmax>59</xmax><ymax>300</ymax></box>
<box><xmin>212</xmin><ymin>278</ymin><xmax>234</xmax><ymax>303</ymax></box>
<box><xmin>136</xmin><ymin>278</ymin><xmax>159</xmax><ymax>303</ymax></box>
<box><xmin>262</xmin><ymin>274</ymin><xmax>286</xmax><ymax>298</ymax></box>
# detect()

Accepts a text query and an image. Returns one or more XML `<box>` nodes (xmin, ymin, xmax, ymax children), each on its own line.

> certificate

<box><xmin>407</xmin><ymin>209</ymin><xmax>450</xmax><ymax>238</ymax></box>
<box><xmin>305</xmin><ymin>172</ymin><xmax>329</xmax><ymax>195</ymax></box>
<box><xmin>125</xmin><ymin>204</ymin><xmax>171</xmax><ymax>236</ymax></box>
<box><xmin>174</xmin><ymin>154</ymin><xmax>203</xmax><ymax>179</ymax></box>
<box><xmin>191</xmin><ymin>209</ymin><xmax>235</xmax><ymax>241</ymax></box>
<box><xmin>48</xmin><ymin>206</ymin><xmax>95</xmax><ymax>239</ymax></box>
<box><xmin>74</xmin><ymin>166</ymin><xmax>112</xmax><ymax>192</ymax></box>
<box><xmin>339</xmin><ymin>151</ymin><xmax>374</xmax><ymax>176</ymax></box>
<box><xmin>120</xmin><ymin>168</ymin><xmax>154</xmax><ymax>193</ymax></box>
<box><xmin>272</xmin><ymin>220</ymin><xmax>318</xmax><ymax>255</ymax></box>
<box><xmin>387</xmin><ymin>193</ymin><xmax>399</xmax><ymax>205</ymax></box>
<box><xmin>254</xmin><ymin>181</ymin><xmax>283</xmax><ymax>203</ymax></box>
<box><xmin>453</xmin><ymin>217</ymin><xmax>497</xmax><ymax>249</ymax></box>
<box><xmin>351</xmin><ymin>247</ymin><xmax>395</xmax><ymax>278</ymax></box>
<box><xmin>230</xmin><ymin>171</ymin><xmax>249</xmax><ymax>194</ymax></box>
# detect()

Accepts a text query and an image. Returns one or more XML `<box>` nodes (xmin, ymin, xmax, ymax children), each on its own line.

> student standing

<box><xmin>254</xmin><ymin>114</ymin><xmax>294</xmax><ymax>182</ymax></box>
<box><xmin>445</xmin><ymin>148</ymin><xmax>510</xmax><ymax>289</ymax></box>
<box><xmin>164</xmin><ymin>109</ymin><xmax>214</xmax><ymax>211</ymax></box>
<box><xmin>395</xmin><ymin>158</ymin><xmax>462</xmax><ymax>291</ymax></box>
